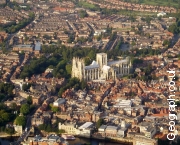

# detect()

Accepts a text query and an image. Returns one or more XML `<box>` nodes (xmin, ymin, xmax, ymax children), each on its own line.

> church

<box><xmin>71</xmin><ymin>53</ymin><xmax>132</xmax><ymax>81</ymax></box>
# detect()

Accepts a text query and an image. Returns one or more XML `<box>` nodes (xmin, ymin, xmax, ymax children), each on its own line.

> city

<box><xmin>0</xmin><ymin>0</ymin><xmax>180</xmax><ymax>145</ymax></box>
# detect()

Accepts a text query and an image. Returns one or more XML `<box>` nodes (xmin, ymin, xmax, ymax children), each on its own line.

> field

<box><xmin>78</xmin><ymin>1</ymin><xmax>158</xmax><ymax>16</ymax></box>
<box><xmin>77</xmin><ymin>1</ymin><xmax>100</xmax><ymax>11</ymax></box>
<box><xmin>129</xmin><ymin>0</ymin><xmax>179</xmax><ymax>8</ymax></box>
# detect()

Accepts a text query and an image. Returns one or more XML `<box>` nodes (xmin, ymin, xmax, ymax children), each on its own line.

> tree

<box><xmin>59</xmin><ymin>129</ymin><xmax>65</xmax><ymax>134</ymax></box>
<box><xmin>20</xmin><ymin>104</ymin><xmax>30</xmax><ymax>115</ymax></box>
<box><xmin>46</xmin><ymin>124</ymin><xmax>52</xmax><ymax>132</ymax></box>
<box><xmin>5</xmin><ymin>127</ymin><xmax>15</xmax><ymax>135</ymax></box>
<box><xmin>15</xmin><ymin>116</ymin><xmax>26</xmax><ymax>127</ymax></box>
<box><xmin>163</xmin><ymin>39</ymin><xmax>170</xmax><ymax>46</ymax></box>
<box><xmin>168</xmin><ymin>23</ymin><xmax>179</xmax><ymax>34</ymax></box>
<box><xmin>65</xmin><ymin>64</ymin><xmax>72</xmax><ymax>75</ymax></box>
<box><xmin>22</xmin><ymin>83</ymin><xmax>31</xmax><ymax>91</ymax></box>
<box><xmin>81</xmin><ymin>80</ymin><xmax>88</xmax><ymax>90</ymax></box>
<box><xmin>96</xmin><ymin>118</ymin><xmax>104</xmax><ymax>128</ymax></box>
<box><xmin>78</xmin><ymin>10</ymin><xmax>88</xmax><ymax>18</ymax></box>
<box><xmin>38</xmin><ymin>124</ymin><xmax>46</xmax><ymax>130</ymax></box>
<box><xmin>9</xmin><ymin>102</ymin><xmax>17</xmax><ymax>111</ymax></box>
<box><xmin>51</xmin><ymin>106</ymin><xmax>59</xmax><ymax>113</ymax></box>
<box><xmin>27</xmin><ymin>96</ymin><xmax>32</xmax><ymax>105</ymax></box>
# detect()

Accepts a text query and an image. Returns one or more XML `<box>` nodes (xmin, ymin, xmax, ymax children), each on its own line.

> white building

<box><xmin>14</xmin><ymin>125</ymin><xmax>23</xmax><ymax>135</ymax></box>
<box><xmin>157</xmin><ymin>12</ymin><xmax>166</xmax><ymax>17</ymax></box>
<box><xmin>53</xmin><ymin>98</ymin><xmax>66</xmax><ymax>107</ymax></box>
<box><xmin>77</xmin><ymin>122</ymin><xmax>94</xmax><ymax>137</ymax></box>
<box><xmin>59</xmin><ymin>122</ymin><xmax>78</xmax><ymax>135</ymax></box>
<box><xmin>114</xmin><ymin>100</ymin><xmax>133</xmax><ymax>108</ymax></box>
<box><xmin>72</xmin><ymin>53</ymin><xmax>132</xmax><ymax>81</ymax></box>
<box><xmin>98</xmin><ymin>125</ymin><xmax>107</xmax><ymax>132</ymax></box>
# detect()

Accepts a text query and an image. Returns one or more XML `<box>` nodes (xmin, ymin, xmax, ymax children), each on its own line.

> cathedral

<box><xmin>71</xmin><ymin>53</ymin><xmax>132</xmax><ymax>81</ymax></box>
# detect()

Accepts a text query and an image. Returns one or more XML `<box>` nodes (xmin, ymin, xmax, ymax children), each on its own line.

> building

<box><xmin>78</xmin><ymin>122</ymin><xmax>94</xmax><ymax>137</ymax></box>
<box><xmin>10</xmin><ymin>0</ymin><xmax>25</xmax><ymax>3</ymax></box>
<box><xmin>53</xmin><ymin>98</ymin><xmax>66</xmax><ymax>107</ymax></box>
<box><xmin>27</xmin><ymin>134</ymin><xmax>68</xmax><ymax>145</ymax></box>
<box><xmin>13</xmin><ymin>44</ymin><xmax>34</xmax><ymax>52</ymax></box>
<box><xmin>72</xmin><ymin>53</ymin><xmax>132</xmax><ymax>81</ymax></box>
<box><xmin>14</xmin><ymin>125</ymin><xmax>23</xmax><ymax>135</ymax></box>
<box><xmin>0</xmin><ymin>0</ymin><xmax>6</xmax><ymax>4</ymax></box>
<box><xmin>133</xmin><ymin>137</ymin><xmax>158</xmax><ymax>145</ymax></box>
<box><xmin>105</xmin><ymin>126</ymin><xmax>118</xmax><ymax>137</ymax></box>
<box><xmin>138</xmin><ymin>122</ymin><xmax>157</xmax><ymax>139</ymax></box>
<box><xmin>157</xmin><ymin>12</ymin><xmax>166</xmax><ymax>17</ymax></box>
<box><xmin>114</xmin><ymin>100</ymin><xmax>133</xmax><ymax>108</ymax></box>
<box><xmin>59</xmin><ymin>122</ymin><xmax>78</xmax><ymax>135</ymax></box>
<box><xmin>34</xmin><ymin>42</ymin><xmax>41</xmax><ymax>55</ymax></box>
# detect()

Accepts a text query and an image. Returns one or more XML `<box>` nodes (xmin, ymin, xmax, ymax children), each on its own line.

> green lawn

<box><xmin>78</xmin><ymin>1</ymin><xmax>100</xmax><ymax>11</ymax></box>
<box><xmin>130</xmin><ymin>0</ymin><xmax>179</xmax><ymax>8</ymax></box>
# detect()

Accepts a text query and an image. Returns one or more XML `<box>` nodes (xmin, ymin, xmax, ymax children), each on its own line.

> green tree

<box><xmin>9</xmin><ymin>103</ymin><xmax>17</xmax><ymax>111</ymax></box>
<box><xmin>46</xmin><ymin>124</ymin><xmax>52</xmax><ymax>132</ymax></box>
<box><xmin>79</xmin><ymin>10</ymin><xmax>88</xmax><ymax>18</ymax></box>
<box><xmin>51</xmin><ymin>106</ymin><xmax>59</xmax><ymax>113</ymax></box>
<box><xmin>5</xmin><ymin>127</ymin><xmax>15</xmax><ymax>135</ymax></box>
<box><xmin>59</xmin><ymin>129</ymin><xmax>65</xmax><ymax>134</ymax></box>
<box><xmin>168</xmin><ymin>23</ymin><xmax>179</xmax><ymax>34</ymax></box>
<box><xmin>27</xmin><ymin>96</ymin><xmax>32</xmax><ymax>105</ymax></box>
<box><xmin>163</xmin><ymin>39</ymin><xmax>170</xmax><ymax>46</ymax></box>
<box><xmin>20</xmin><ymin>104</ymin><xmax>30</xmax><ymax>115</ymax></box>
<box><xmin>65</xmin><ymin>64</ymin><xmax>72</xmax><ymax>75</ymax></box>
<box><xmin>22</xmin><ymin>83</ymin><xmax>31</xmax><ymax>91</ymax></box>
<box><xmin>15</xmin><ymin>116</ymin><xmax>26</xmax><ymax>127</ymax></box>
<box><xmin>96</xmin><ymin>118</ymin><xmax>104</xmax><ymax>128</ymax></box>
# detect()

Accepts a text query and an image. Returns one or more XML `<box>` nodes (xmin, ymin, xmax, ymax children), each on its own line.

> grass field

<box><xmin>129</xmin><ymin>0</ymin><xmax>179</xmax><ymax>8</ymax></box>
<box><xmin>78</xmin><ymin>1</ymin><xmax>100</xmax><ymax>11</ymax></box>
<box><xmin>78</xmin><ymin>1</ymin><xmax>158</xmax><ymax>16</ymax></box>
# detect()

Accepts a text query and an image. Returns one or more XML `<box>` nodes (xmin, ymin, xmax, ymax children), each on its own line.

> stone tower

<box><xmin>71</xmin><ymin>57</ymin><xmax>85</xmax><ymax>80</ymax></box>
<box><xmin>96</xmin><ymin>53</ymin><xmax>107</xmax><ymax>69</ymax></box>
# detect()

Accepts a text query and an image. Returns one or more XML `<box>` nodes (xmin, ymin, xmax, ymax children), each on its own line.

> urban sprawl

<box><xmin>0</xmin><ymin>0</ymin><xmax>180</xmax><ymax>145</ymax></box>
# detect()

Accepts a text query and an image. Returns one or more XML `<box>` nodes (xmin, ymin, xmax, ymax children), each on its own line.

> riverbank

<box><xmin>0</xmin><ymin>132</ymin><xmax>20</xmax><ymax>138</ymax></box>
<box><xmin>0</xmin><ymin>131</ymin><xmax>133</xmax><ymax>145</ymax></box>
<box><xmin>1</xmin><ymin>134</ymin><xmax>133</xmax><ymax>145</ymax></box>
<box><xmin>79</xmin><ymin>135</ymin><xmax>133</xmax><ymax>145</ymax></box>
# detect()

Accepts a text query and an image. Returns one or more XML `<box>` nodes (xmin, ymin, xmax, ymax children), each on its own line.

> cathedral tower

<box><xmin>96</xmin><ymin>53</ymin><xmax>107</xmax><ymax>69</ymax></box>
<box><xmin>71</xmin><ymin>57</ymin><xmax>85</xmax><ymax>81</ymax></box>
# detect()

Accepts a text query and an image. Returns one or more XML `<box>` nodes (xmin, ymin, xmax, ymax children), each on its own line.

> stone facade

<box><xmin>72</xmin><ymin>53</ymin><xmax>132</xmax><ymax>81</ymax></box>
<box><xmin>133</xmin><ymin>137</ymin><xmax>158</xmax><ymax>145</ymax></box>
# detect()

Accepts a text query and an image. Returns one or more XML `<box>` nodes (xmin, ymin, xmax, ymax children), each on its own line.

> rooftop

<box><xmin>35</xmin><ymin>42</ymin><xmax>41</xmax><ymax>51</ymax></box>
<box><xmin>79</xmin><ymin>122</ymin><xmax>93</xmax><ymax>129</ymax></box>
<box><xmin>14</xmin><ymin>44</ymin><xmax>33</xmax><ymax>49</ymax></box>
<box><xmin>85</xmin><ymin>60</ymin><xmax>99</xmax><ymax>70</ymax></box>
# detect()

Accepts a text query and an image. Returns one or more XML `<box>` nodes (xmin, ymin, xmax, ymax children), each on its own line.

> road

<box><xmin>11</xmin><ymin>105</ymin><xmax>40</xmax><ymax>145</ymax></box>
<box><xmin>11</xmin><ymin>116</ymin><xmax>31</xmax><ymax>145</ymax></box>
<box><xmin>5</xmin><ymin>33</ymin><xmax>17</xmax><ymax>51</ymax></box>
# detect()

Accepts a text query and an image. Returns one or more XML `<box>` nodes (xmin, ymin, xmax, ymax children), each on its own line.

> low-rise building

<box><xmin>78</xmin><ymin>122</ymin><xmax>94</xmax><ymax>137</ymax></box>
<box><xmin>53</xmin><ymin>98</ymin><xmax>66</xmax><ymax>107</ymax></box>
<box><xmin>59</xmin><ymin>122</ymin><xmax>78</xmax><ymax>135</ymax></box>
<box><xmin>13</xmin><ymin>44</ymin><xmax>34</xmax><ymax>52</ymax></box>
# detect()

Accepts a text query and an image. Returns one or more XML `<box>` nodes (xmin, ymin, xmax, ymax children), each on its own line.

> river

<box><xmin>0</xmin><ymin>137</ymin><xmax>131</xmax><ymax>145</ymax></box>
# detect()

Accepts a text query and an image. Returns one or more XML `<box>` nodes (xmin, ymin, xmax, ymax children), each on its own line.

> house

<box><xmin>98</xmin><ymin>125</ymin><xmax>107</xmax><ymax>132</ymax></box>
<box><xmin>77</xmin><ymin>122</ymin><xmax>94</xmax><ymax>137</ymax></box>
<box><xmin>53</xmin><ymin>98</ymin><xmax>66</xmax><ymax>107</ymax></box>
<box><xmin>13</xmin><ymin>44</ymin><xmax>34</xmax><ymax>52</ymax></box>
<box><xmin>157</xmin><ymin>12</ymin><xmax>166</xmax><ymax>17</ymax></box>
<box><xmin>117</xmin><ymin>128</ymin><xmax>127</xmax><ymax>137</ymax></box>
<box><xmin>105</xmin><ymin>125</ymin><xmax>118</xmax><ymax>137</ymax></box>
<box><xmin>34</xmin><ymin>42</ymin><xmax>41</xmax><ymax>55</ymax></box>
<box><xmin>31</xmin><ymin>117</ymin><xmax>44</xmax><ymax>126</ymax></box>
<box><xmin>58</xmin><ymin>122</ymin><xmax>78</xmax><ymax>135</ymax></box>
<box><xmin>138</xmin><ymin>122</ymin><xmax>157</xmax><ymax>139</ymax></box>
